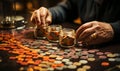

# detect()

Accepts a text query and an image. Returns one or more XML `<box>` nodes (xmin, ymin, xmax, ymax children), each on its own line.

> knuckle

<box><xmin>80</xmin><ymin>24</ymin><xmax>86</xmax><ymax>29</ymax></box>
<box><xmin>46</xmin><ymin>19</ymin><xmax>51</xmax><ymax>23</ymax></box>
<box><xmin>84</xmin><ymin>29</ymin><xmax>91</xmax><ymax>33</ymax></box>
<box><xmin>92</xmin><ymin>21</ymin><xmax>98</xmax><ymax>23</ymax></box>
<box><xmin>40</xmin><ymin>7</ymin><xmax>45</xmax><ymax>9</ymax></box>
<box><xmin>40</xmin><ymin>13</ymin><xmax>45</xmax><ymax>17</ymax></box>
<box><xmin>39</xmin><ymin>7</ymin><xmax>45</xmax><ymax>11</ymax></box>
<box><xmin>83</xmin><ymin>30</ymin><xmax>89</xmax><ymax>34</ymax></box>
<box><xmin>40</xmin><ymin>10</ymin><xmax>47</xmax><ymax>17</ymax></box>
<box><xmin>94</xmin><ymin>24</ymin><xmax>101</xmax><ymax>30</ymax></box>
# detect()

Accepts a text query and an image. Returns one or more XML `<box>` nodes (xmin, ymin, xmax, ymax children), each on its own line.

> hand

<box><xmin>76</xmin><ymin>21</ymin><xmax>114</xmax><ymax>45</ymax></box>
<box><xmin>31</xmin><ymin>7</ymin><xmax>52</xmax><ymax>26</ymax></box>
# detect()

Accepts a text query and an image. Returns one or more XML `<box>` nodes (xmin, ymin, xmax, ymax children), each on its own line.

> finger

<box><xmin>78</xmin><ymin>26</ymin><xmax>96</xmax><ymax>41</ymax></box>
<box><xmin>30</xmin><ymin>13</ymin><xmax>34</xmax><ymax>22</ymax></box>
<box><xmin>46</xmin><ymin>11</ymin><xmax>52</xmax><ymax>25</ymax></box>
<box><xmin>30</xmin><ymin>10</ymin><xmax>41</xmax><ymax>25</ymax></box>
<box><xmin>30</xmin><ymin>11</ymin><xmax>36</xmax><ymax>23</ymax></box>
<box><xmin>36</xmin><ymin>10</ymin><xmax>41</xmax><ymax>25</ymax></box>
<box><xmin>40</xmin><ymin>8</ymin><xmax>47</xmax><ymax>25</ymax></box>
<box><xmin>76</xmin><ymin>22</ymin><xmax>93</xmax><ymax>39</ymax></box>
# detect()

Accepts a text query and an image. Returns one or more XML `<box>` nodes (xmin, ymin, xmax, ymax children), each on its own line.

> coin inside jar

<box><xmin>34</xmin><ymin>25</ymin><xmax>48</xmax><ymax>39</ymax></box>
<box><xmin>47</xmin><ymin>25</ymin><xmax>62</xmax><ymax>42</ymax></box>
<box><xmin>59</xmin><ymin>28</ymin><xmax>76</xmax><ymax>48</ymax></box>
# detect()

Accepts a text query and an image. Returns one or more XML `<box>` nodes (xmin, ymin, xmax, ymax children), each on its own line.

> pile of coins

<box><xmin>0</xmin><ymin>28</ymin><xmax>120</xmax><ymax>71</ymax></box>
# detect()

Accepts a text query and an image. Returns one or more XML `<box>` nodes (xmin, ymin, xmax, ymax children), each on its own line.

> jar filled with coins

<box><xmin>34</xmin><ymin>24</ymin><xmax>48</xmax><ymax>39</ymax></box>
<box><xmin>0</xmin><ymin>16</ymin><xmax>15</xmax><ymax>29</ymax></box>
<box><xmin>47</xmin><ymin>25</ymin><xmax>62</xmax><ymax>42</ymax></box>
<box><xmin>59</xmin><ymin>28</ymin><xmax>76</xmax><ymax>48</ymax></box>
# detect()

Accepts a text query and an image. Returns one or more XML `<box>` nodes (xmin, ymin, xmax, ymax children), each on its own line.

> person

<box><xmin>31</xmin><ymin>0</ymin><xmax>120</xmax><ymax>46</ymax></box>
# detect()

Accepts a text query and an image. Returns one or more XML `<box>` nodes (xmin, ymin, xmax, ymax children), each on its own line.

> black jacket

<box><xmin>49</xmin><ymin>0</ymin><xmax>120</xmax><ymax>41</ymax></box>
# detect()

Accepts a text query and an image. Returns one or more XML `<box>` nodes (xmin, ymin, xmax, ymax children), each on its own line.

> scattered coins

<box><xmin>0</xmin><ymin>28</ymin><xmax>120</xmax><ymax>71</ymax></box>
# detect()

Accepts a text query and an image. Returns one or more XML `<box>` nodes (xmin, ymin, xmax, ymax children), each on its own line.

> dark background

<box><xmin>0</xmin><ymin>0</ymin><xmax>64</xmax><ymax>16</ymax></box>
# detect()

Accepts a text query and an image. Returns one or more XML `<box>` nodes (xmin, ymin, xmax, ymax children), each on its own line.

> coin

<box><xmin>108</xmin><ymin>58</ymin><xmax>116</xmax><ymax>62</ymax></box>
<box><xmin>82</xmin><ymin>65</ymin><xmax>91</xmax><ymax>70</ymax></box>
<box><xmin>101</xmin><ymin>62</ymin><xmax>110</xmax><ymax>66</ymax></box>
<box><xmin>73</xmin><ymin>62</ymin><xmax>81</xmax><ymax>66</ymax></box>
<box><xmin>87</xmin><ymin>58</ymin><xmax>95</xmax><ymax>61</ymax></box>
<box><xmin>62</xmin><ymin>59</ymin><xmax>70</xmax><ymax>62</ymax></box>
<box><xmin>115</xmin><ymin>58</ymin><xmax>120</xmax><ymax>62</ymax></box>
<box><xmin>65</xmin><ymin>61</ymin><xmax>73</xmax><ymax>65</ymax></box>
<box><xmin>79</xmin><ymin>60</ymin><xmax>88</xmax><ymax>64</ymax></box>
<box><xmin>96</xmin><ymin>52</ymin><xmax>104</xmax><ymax>55</ymax></box>
<box><xmin>54</xmin><ymin>61</ymin><xmax>62</xmax><ymax>64</ymax></box>
<box><xmin>56</xmin><ymin>67</ymin><xmax>64</xmax><ymax>70</ymax></box>
<box><xmin>68</xmin><ymin>65</ymin><xmax>77</xmax><ymax>69</ymax></box>
<box><xmin>107</xmin><ymin>54</ymin><xmax>116</xmax><ymax>58</ymax></box>
<box><xmin>99</xmin><ymin>55</ymin><xmax>107</xmax><ymax>59</ymax></box>
<box><xmin>77</xmin><ymin>68</ymin><xmax>86</xmax><ymax>71</ymax></box>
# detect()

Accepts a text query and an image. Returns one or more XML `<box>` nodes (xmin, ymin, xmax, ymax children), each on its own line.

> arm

<box><xmin>49</xmin><ymin>0</ymin><xmax>78</xmax><ymax>24</ymax></box>
<box><xmin>110</xmin><ymin>21</ymin><xmax>120</xmax><ymax>41</ymax></box>
<box><xmin>30</xmin><ymin>0</ymin><xmax>78</xmax><ymax>26</ymax></box>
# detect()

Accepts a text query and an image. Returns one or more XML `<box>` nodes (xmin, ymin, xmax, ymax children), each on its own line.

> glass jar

<box><xmin>34</xmin><ymin>24</ymin><xmax>48</xmax><ymax>39</ymax></box>
<box><xmin>47</xmin><ymin>25</ymin><xmax>62</xmax><ymax>42</ymax></box>
<box><xmin>0</xmin><ymin>16</ymin><xmax>15</xmax><ymax>29</ymax></box>
<box><xmin>59</xmin><ymin>28</ymin><xmax>76</xmax><ymax>48</ymax></box>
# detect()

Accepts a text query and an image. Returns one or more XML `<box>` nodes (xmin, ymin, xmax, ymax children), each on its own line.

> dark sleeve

<box><xmin>49</xmin><ymin>0</ymin><xmax>78</xmax><ymax>24</ymax></box>
<box><xmin>110</xmin><ymin>21</ymin><xmax>120</xmax><ymax>41</ymax></box>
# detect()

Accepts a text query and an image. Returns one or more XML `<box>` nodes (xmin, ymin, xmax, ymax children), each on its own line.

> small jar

<box><xmin>59</xmin><ymin>28</ymin><xmax>76</xmax><ymax>48</ymax></box>
<box><xmin>47</xmin><ymin>25</ymin><xmax>62</xmax><ymax>42</ymax></box>
<box><xmin>34</xmin><ymin>24</ymin><xmax>48</xmax><ymax>39</ymax></box>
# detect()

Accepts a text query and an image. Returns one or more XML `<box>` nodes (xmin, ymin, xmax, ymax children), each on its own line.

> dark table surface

<box><xmin>0</xmin><ymin>18</ymin><xmax>120</xmax><ymax>71</ymax></box>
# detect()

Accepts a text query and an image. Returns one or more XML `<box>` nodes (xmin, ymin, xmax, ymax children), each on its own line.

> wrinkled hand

<box><xmin>31</xmin><ymin>7</ymin><xmax>52</xmax><ymax>26</ymax></box>
<box><xmin>76</xmin><ymin>21</ymin><xmax>114</xmax><ymax>45</ymax></box>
